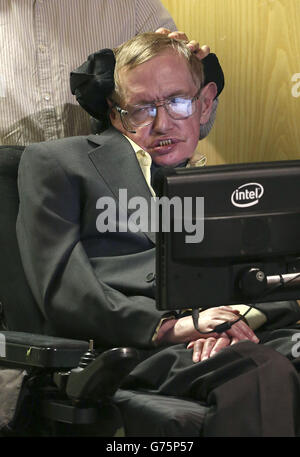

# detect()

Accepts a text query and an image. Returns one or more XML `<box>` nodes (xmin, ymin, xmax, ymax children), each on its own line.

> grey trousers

<box><xmin>122</xmin><ymin>332</ymin><xmax>300</xmax><ymax>436</ymax></box>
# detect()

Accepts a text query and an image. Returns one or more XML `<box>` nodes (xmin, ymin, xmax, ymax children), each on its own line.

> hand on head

<box><xmin>155</xmin><ymin>27</ymin><xmax>210</xmax><ymax>60</ymax></box>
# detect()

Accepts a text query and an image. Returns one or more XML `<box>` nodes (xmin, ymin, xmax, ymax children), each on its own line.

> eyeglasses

<box><xmin>115</xmin><ymin>90</ymin><xmax>201</xmax><ymax>133</ymax></box>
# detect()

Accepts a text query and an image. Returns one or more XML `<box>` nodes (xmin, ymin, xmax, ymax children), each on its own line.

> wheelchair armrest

<box><xmin>64</xmin><ymin>347</ymin><xmax>139</xmax><ymax>402</ymax></box>
<box><xmin>0</xmin><ymin>331</ymin><xmax>139</xmax><ymax>408</ymax></box>
<box><xmin>41</xmin><ymin>347</ymin><xmax>140</xmax><ymax>424</ymax></box>
<box><xmin>0</xmin><ymin>330</ymin><xmax>89</xmax><ymax>369</ymax></box>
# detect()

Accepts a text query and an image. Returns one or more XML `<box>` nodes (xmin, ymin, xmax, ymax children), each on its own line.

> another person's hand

<box><xmin>155</xmin><ymin>27</ymin><xmax>210</xmax><ymax>60</ymax></box>
<box><xmin>154</xmin><ymin>27</ymin><xmax>218</xmax><ymax>140</ymax></box>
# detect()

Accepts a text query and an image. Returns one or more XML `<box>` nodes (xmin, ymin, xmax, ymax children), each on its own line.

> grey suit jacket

<box><xmin>16</xmin><ymin>127</ymin><xmax>300</xmax><ymax>349</ymax></box>
<box><xmin>16</xmin><ymin>127</ymin><xmax>168</xmax><ymax>348</ymax></box>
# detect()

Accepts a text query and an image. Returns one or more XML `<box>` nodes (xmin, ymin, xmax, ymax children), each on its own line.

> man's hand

<box><xmin>159</xmin><ymin>306</ymin><xmax>259</xmax><ymax>352</ymax></box>
<box><xmin>171</xmin><ymin>306</ymin><xmax>258</xmax><ymax>343</ymax></box>
<box><xmin>187</xmin><ymin>334</ymin><xmax>232</xmax><ymax>363</ymax></box>
<box><xmin>186</xmin><ymin>306</ymin><xmax>260</xmax><ymax>363</ymax></box>
<box><xmin>155</xmin><ymin>27</ymin><xmax>210</xmax><ymax>60</ymax></box>
<box><xmin>187</xmin><ymin>332</ymin><xmax>250</xmax><ymax>363</ymax></box>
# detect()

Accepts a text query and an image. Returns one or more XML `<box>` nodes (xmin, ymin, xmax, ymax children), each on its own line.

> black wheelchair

<box><xmin>0</xmin><ymin>145</ymin><xmax>208</xmax><ymax>437</ymax></box>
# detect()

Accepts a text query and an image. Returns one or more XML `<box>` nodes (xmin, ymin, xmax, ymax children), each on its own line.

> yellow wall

<box><xmin>161</xmin><ymin>0</ymin><xmax>300</xmax><ymax>165</ymax></box>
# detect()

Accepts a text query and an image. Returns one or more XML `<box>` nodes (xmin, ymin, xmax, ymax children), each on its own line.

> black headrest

<box><xmin>70</xmin><ymin>49</ymin><xmax>224</xmax><ymax>121</ymax></box>
<box><xmin>0</xmin><ymin>146</ymin><xmax>24</xmax><ymax>178</ymax></box>
<box><xmin>0</xmin><ymin>145</ymin><xmax>45</xmax><ymax>334</ymax></box>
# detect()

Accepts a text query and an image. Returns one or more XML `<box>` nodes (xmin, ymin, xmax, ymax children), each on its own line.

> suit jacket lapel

<box><xmin>87</xmin><ymin>128</ymin><xmax>156</xmax><ymax>243</ymax></box>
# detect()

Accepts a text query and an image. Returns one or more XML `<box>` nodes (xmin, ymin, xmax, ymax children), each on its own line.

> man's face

<box><xmin>111</xmin><ymin>52</ymin><xmax>214</xmax><ymax>167</ymax></box>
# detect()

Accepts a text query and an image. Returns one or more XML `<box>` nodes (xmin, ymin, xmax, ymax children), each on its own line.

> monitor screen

<box><xmin>154</xmin><ymin>160</ymin><xmax>300</xmax><ymax>311</ymax></box>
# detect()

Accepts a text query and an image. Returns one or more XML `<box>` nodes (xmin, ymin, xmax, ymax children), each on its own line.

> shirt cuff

<box><xmin>230</xmin><ymin>304</ymin><xmax>267</xmax><ymax>330</ymax></box>
<box><xmin>152</xmin><ymin>315</ymin><xmax>177</xmax><ymax>344</ymax></box>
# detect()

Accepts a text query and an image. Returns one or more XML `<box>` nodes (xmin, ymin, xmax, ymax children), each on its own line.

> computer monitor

<box><xmin>154</xmin><ymin>160</ymin><xmax>300</xmax><ymax>311</ymax></box>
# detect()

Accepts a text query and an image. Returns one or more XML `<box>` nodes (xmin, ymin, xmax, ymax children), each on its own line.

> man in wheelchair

<box><xmin>4</xmin><ymin>32</ymin><xmax>300</xmax><ymax>436</ymax></box>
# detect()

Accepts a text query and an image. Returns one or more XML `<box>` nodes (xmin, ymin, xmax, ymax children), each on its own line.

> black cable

<box><xmin>192</xmin><ymin>305</ymin><xmax>253</xmax><ymax>335</ymax></box>
<box><xmin>192</xmin><ymin>271</ymin><xmax>300</xmax><ymax>335</ymax></box>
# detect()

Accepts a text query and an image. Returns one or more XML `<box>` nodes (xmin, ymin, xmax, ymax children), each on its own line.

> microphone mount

<box><xmin>239</xmin><ymin>267</ymin><xmax>300</xmax><ymax>298</ymax></box>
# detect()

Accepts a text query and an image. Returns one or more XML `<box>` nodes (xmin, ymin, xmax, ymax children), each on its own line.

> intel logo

<box><xmin>231</xmin><ymin>182</ymin><xmax>264</xmax><ymax>208</ymax></box>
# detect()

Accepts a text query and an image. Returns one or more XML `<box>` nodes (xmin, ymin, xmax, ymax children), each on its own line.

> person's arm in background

<box><xmin>136</xmin><ymin>0</ymin><xmax>177</xmax><ymax>34</ymax></box>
